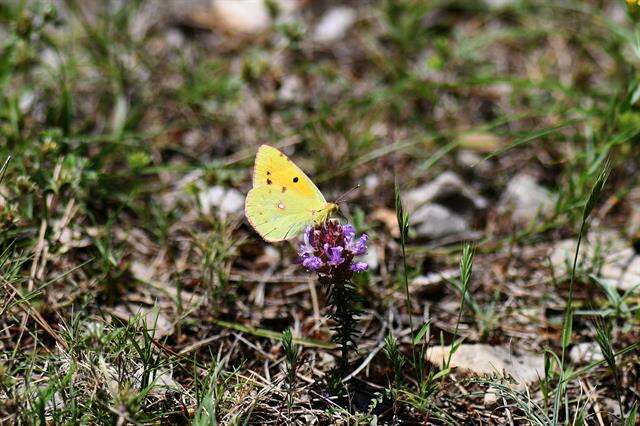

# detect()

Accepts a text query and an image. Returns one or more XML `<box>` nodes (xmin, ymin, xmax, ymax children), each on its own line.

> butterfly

<box><xmin>244</xmin><ymin>145</ymin><xmax>339</xmax><ymax>242</ymax></box>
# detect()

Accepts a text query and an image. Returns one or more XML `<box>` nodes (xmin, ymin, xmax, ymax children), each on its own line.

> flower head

<box><xmin>298</xmin><ymin>220</ymin><xmax>369</xmax><ymax>275</ymax></box>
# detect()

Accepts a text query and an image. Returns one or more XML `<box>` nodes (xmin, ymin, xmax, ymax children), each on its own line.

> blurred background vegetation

<box><xmin>1</xmin><ymin>0</ymin><xmax>639</xmax><ymax>423</ymax></box>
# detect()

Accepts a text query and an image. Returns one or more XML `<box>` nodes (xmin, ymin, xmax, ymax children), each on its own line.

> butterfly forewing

<box><xmin>253</xmin><ymin>145</ymin><xmax>327</xmax><ymax>204</ymax></box>
<box><xmin>245</xmin><ymin>145</ymin><xmax>329</xmax><ymax>242</ymax></box>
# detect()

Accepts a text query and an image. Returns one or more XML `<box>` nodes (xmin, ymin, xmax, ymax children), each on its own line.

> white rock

<box><xmin>278</xmin><ymin>75</ymin><xmax>304</xmax><ymax>103</ymax></box>
<box><xmin>41</xmin><ymin>48</ymin><xmax>62</xmax><ymax>70</ymax></box>
<box><xmin>405</xmin><ymin>171</ymin><xmax>487</xmax><ymax>212</ymax></box>
<box><xmin>485</xmin><ymin>0</ymin><xmax>515</xmax><ymax>8</ymax></box>
<box><xmin>550</xmin><ymin>230</ymin><xmax>640</xmax><ymax>291</ymax></box>
<box><xmin>145</xmin><ymin>367</ymin><xmax>179</xmax><ymax>394</ymax></box>
<box><xmin>626</xmin><ymin>187</ymin><xmax>640</xmax><ymax>235</ymax></box>
<box><xmin>98</xmin><ymin>356</ymin><xmax>120</xmax><ymax>398</ymax></box>
<box><xmin>199</xmin><ymin>186</ymin><xmax>225</xmax><ymax>216</ymax></box>
<box><xmin>410</xmin><ymin>270</ymin><xmax>456</xmax><ymax>294</ymax></box>
<box><xmin>361</xmin><ymin>246</ymin><xmax>379</xmax><ymax>271</ymax></box>
<box><xmin>256</xmin><ymin>246</ymin><xmax>281</xmax><ymax>267</ymax></box>
<box><xmin>221</xmin><ymin>188</ymin><xmax>245</xmax><ymax>215</ymax></box>
<box><xmin>111</xmin><ymin>304</ymin><xmax>174</xmax><ymax>338</ymax></box>
<box><xmin>364</xmin><ymin>174</ymin><xmax>381</xmax><ymax>192</ymax></box>
<box><xmin>211</xmin><ymin>0</ymin><xmax>299</xmax><ymax>35</ymax></box>
<box><xmin>19</xmin><ymin>91</ymin><xmax>35</xmax><ymax>112</ymax></box>
<box><xmin>313</xmin><ymin>7</ymin><xmax>357</xmax><ymax>43</ymax></box>
<box><xmin>426</xmin><ymin>344</ymin><xmax>544</xmax><ymax>388</ymax></box>
<box><xmin>130</xmin><ymin>260</ymin><xmax>155</xmax><ymax>282</ymax></box>
<box><xmin>411</xmin><ymin>204</ymin><xmax>469</xmax><ymax>239</ymax></box>
<box><xmin>498</xmin><ymin>174</ymin><xmax>554</xmax><ymax>226</ymax></box>
<box><xmin>484</xmin><ymin>387</ymin><xmax>499</xmax><ymax>407</ymax></box>
<box><xmin>199</xmin><ymin>186</ymin><xmax>244</xmax><ymax>218</ymax></box>
<box><xmin>165</xmin><ymin>28</ymin><xmax>186</xmax><ymax>50</ymax></box>
<box><xmin>211</xmin><ymin>0</ymin><xmax>271</xmax><ymax>34</ymax></box>
<box><xmin>569</xmin><ymin>342</ymin><xmax>604</xmax><ymax>364</ymax></box>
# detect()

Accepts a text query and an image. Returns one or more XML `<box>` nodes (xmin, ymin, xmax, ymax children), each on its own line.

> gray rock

<box><xmin>569</xmin><ymin>342</ymin><xmax>604</xmax><ymax>364</ymax></box>
<box><xmin>410</xmin><ymin>269</ymin><xmax>458</xmax><ymax>295</ymax></box>
<box><xmin>498</xmin><ymin>174</ymin><xmax>554</xmax><ymax>226</ymax></box>
<box><xmin>405</xmin><ymin>171</ymin><xmax>487</xmax><ymax>212</ymax></box>
<box><xmin>456</xmin><ymin>150</ymin><xmax>491</xmax><ymax>175</ymax></box>
<box><xmin>411</xmin><ymin>204</ymin><xmax>469</xmax><ymax>239</ymax></box>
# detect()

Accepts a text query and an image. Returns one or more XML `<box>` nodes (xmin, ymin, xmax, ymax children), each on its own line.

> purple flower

<box><xmin>350</xmin><ymin>234</ymin><xmax>368</xmax><ymax>256</ymax></box>
<box><xmin>326</xmin><ymin>245</ymin><xmax>345</xmax><ymax>266</ymax></box>
<box><xmin>343</xmin><ymin>224</ymin><xmax>356</xmax><ymax>239</ymax></box>
<box><xmin>299</xmin><ymin>227</ymin><xmax>315</xmax><ymax>255</ymax></box>
<box><xmin>350</xmin><ymin>262</ymin><xmax>368</xmax><ymax>272</ymax></box>
<box><xmin>297</xmin><ymin>220</ymin><xmax>369</xmax><ymax>275</ymax></box>
<box><xmin>302</xmin><ymin>256</ymin><xmax>323</xmax><ymax>271</ymax></box>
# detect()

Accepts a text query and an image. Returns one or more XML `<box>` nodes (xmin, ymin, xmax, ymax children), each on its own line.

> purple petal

<box><xmin>326</xmin><ymin>245</ymin><xmax>345</xmax><ymax>266</ymax></box>
<box><xmin>302</xmin><ymin>256</ymin><xmax>323</xmax><ymax>271</ymax></box>
<box><xmin>299</xmin><ymin>227</ymin><xmax>315</xmax><ymax>256</ymax></box>
<box><xmin>350</xmin><ymin>262</ymin><xmax>368</xmax><ymax>272</ymax></box>
<box><xmin>343</xmin><ymin>224</ymin><xmax>356</xmax><ymax>241</ymax></box>
<box><xmin>351</xmin><ymin>234</ymin><xmax>368</xmax><ymax>256</ymax></box>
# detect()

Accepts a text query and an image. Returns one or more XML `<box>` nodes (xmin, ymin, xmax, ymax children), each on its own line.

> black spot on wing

<box><xmin>281</xmin><ymin>186</ymin><xmax>287</xmax><ymax>193</ymax></box>
<box><xmin>267</xmin><ymin>179</ymin><xmax>272</xmax><ymax>185</ymax></box>
<box><xmin>293</xmin><ymin>177</ymin><xmax>299</xmax><ymax>183</ymax></box>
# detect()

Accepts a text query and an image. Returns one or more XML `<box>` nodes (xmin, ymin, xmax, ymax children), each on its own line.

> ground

<box><xmin>1</xmin><ymin>0</ymin><xmax>639</xmax><ymax>424</ymax></box>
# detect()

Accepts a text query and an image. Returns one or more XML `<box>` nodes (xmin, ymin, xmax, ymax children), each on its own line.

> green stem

<box><xmin>553</xmin><ymin>220</ymin><xmax>586</xmax><ymax>424</ymax></box>
<box><xmin>399</xmin><ymin>230</ymin><xmax>419</xmax><ymax>383</ymax></box>
<box><xmin>323</xmin><ymin>274</ymin><xmax>360</xmax><ymax>376</ymax></box>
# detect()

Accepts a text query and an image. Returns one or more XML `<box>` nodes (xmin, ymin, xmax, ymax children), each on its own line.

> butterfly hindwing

<box><xmin>245</xmin><ymin>185</ymin><xmax>313</xmax><ymax>241</ymax></box>
<box><xmin>245</xmin><ymin>145</ymin><xmax>329</xmax><ymax>242</ymax></box>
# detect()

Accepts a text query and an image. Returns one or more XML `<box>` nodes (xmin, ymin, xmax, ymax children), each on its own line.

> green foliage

<box><xmin>281</xmin><ymin>327</ymin><xmax>298</xmax><ymax>413</ymax></box>
<box><xmin>553</xmin><ymin>159</ymin><xmax>611</xmax><ymax>424</ymax></box>
<box><xmin>383</xmin><ymin>333</ymin><xmax>405</xmax><ymax>385</ymax></box>
<box><xmin>1</xmin><ymin>0</ymin><xmax>639</xmax><ymax>423</ymax></box>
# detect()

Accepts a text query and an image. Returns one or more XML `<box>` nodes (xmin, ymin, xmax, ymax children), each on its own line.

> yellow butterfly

<box><xmin>244</xmin><ymin>145</ymin><xmax>338</xmax><ymax>242</ymax></box>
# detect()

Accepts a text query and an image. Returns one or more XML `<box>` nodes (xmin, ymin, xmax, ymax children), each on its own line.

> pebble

<box><xmin>313</xmin><ymin>7</ymin><xmax>357</xmax><ymax>43</ymax></box>
<box><xmin>405</xmin><ymin>171</ymin><xmax>487</xmax><ymax>212</ymax></box>
<box><xmin>411</xmin><ymin>203</ymin><xmax>469</xmax><ymax>239</ymax></box>
<box><xmin>199</xmin><ymin>185</ymin><xmax>244</xmax><ymax>218</ymax></box>
<box><xmin>569</xmin><ymin>342</ymin><xmax>604</xmax><ymax>364</ymax></box>
<box><xmin>497</xmin><ymin>173</ymin><xmax>554</xmax><ymax>226</ymax></box>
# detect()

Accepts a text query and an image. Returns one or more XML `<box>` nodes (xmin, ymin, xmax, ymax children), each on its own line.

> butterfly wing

<box><xmin>245</xmin><ymin>145</ymin><xmax>329</xmax><ymax>242</ymax></box>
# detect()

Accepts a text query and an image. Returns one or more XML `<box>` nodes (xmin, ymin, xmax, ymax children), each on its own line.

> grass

<box><xmin>1</xmin><ymin>0</ymin><xmax>640</xmax><ymax>423</ymax></box>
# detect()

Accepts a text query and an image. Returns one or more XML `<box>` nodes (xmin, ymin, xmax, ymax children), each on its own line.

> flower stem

<box><xmin>323</xmin><ymin>274</ymin><xmax>360</xmax><ymax>375</ymax></box>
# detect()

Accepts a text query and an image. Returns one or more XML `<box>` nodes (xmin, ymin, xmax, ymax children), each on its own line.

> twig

<box><xmin>342</xmin><ymin>339</ymin><xmax>386</xmax><ymax>383</ymax></box>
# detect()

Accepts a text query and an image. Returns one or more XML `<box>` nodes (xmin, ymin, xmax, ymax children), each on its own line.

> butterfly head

<box><xmin>312</xmin><ymin>202</ymin><xmax>339</xmax><ymax>225</ymax></box>
<box><xmin>327</xmin><ymin>202</ymin><xmax>339</xmax><ymax>216</ymax></box>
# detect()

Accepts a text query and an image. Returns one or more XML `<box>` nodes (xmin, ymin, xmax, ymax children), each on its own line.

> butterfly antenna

<box><xmin>334</xmin><ymin>184</ymin><xmax>360</xmax><ymax>204</ymax></box>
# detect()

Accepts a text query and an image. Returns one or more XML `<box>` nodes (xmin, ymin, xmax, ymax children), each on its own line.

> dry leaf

<box><xmin>371</xmin><ymin>208</ymin><xmax>400</xmax><ymax>237</ymax></box>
